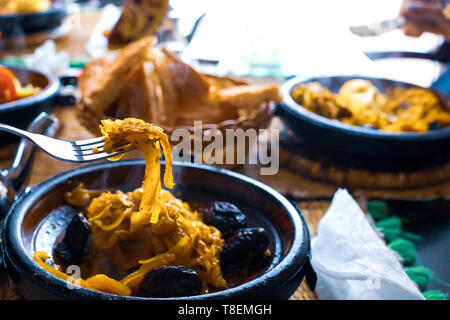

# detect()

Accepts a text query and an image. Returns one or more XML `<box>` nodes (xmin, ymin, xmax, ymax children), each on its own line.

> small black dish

<box><xmin>0</xmin><ymin>6</ymin><xmax>67</xmax><ymax>38</ymax></box>
<box><xmin>2</xmin><ymin>160</ymin><xmax>314</xmax><ymax>300</ymax></box>
<box><xmin>278</xmin><ymin>75</ymin><xmax>450</xmax><ymax>168</ymax></box>
<box><xmin>0</xmin><ymin>67</ymin><xmax>75</xmax><ymax>145</ymax></box>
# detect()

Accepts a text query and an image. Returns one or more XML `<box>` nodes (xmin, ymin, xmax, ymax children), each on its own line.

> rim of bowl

<box><xmin>0</xmin><ymin>67</ymin><xmax>60</xmax><ymax>114</ymax></box>
<box><xmin>280</xmin><ymin>75</ymin><xmax>450</xmax><ymax>141</ymax></box>
<box><xmin>0</xmin><ymin>6</ymin><xmax>67</xmax><ymax>19</ymax></box>
<box><xmin>3</xmin><ymin>159</ymin><xmax>309</xmax><ymax>300</ymax></box>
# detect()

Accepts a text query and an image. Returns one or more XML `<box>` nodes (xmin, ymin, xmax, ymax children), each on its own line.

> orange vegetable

<box><xmin>0</xmin><ymin>66</ymin><xmax>17</xmax><ymax>103</ymax></box>
<box><xmin>33</xmin><ymin>251</ymin><xmax>132</xmax><ymax>296</ymax></box>
<box><xmin>84</xmin><ymin>274</ymin><xmax>131</xmax><ymax>296</ymax></box>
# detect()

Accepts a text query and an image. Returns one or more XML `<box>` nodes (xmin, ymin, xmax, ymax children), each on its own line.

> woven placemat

<box><xmin>289</xmin><ymin>200</ymin><xmax>331</xmax><ymax>300</ymax></box>
<box><xmin>0</xmin><ymin>277</ymin><xmax>21</xmax><ymax>300</ymax></box>
<box><xmin>278</xmin><ymin>126</ymin><xmax>450</xmax><ymax>190</ymax></box>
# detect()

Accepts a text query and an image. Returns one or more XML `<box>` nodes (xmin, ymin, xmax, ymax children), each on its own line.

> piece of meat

<box><xmin>217</xmin><ymin>85</ymin><xmax>281</xmax><ymax>110</ymax></box>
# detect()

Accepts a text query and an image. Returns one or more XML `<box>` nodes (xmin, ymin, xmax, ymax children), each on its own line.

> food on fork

<box><xmin>0</xmin><ymin>66</ymin><xmax>41</xmax><ymax>104</ymax></box>
<box><xmin>33</xmin><ymin>118</ymin><xmax>270</xmax><ymax>297</ymax></box>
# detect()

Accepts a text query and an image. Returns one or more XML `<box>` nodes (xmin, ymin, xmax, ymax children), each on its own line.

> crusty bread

<box><xmin>80</xmin><ymin>36</ymin><xmax>156</xmax><ymax>114</ymax></box>
<box><xmin>161</xmin><ymin>48</ymin><xmax>212</xmax><ymax>109</ymax></box>
<box><xmin>78</xmin><ymin>58</ymin><xmax>108</xmax><ymax>114</ymax></box>
<box><xmin>217</xmin><ymin>85</ymin><xmax>282</xmax><ymax>109</ymax></box>
<box><xmin>79</xmin><ymin>38</ymin><xmax>280</xmax><ymax>132</ymax></box>
<box><xmin>146</xmin><ymin>61</ymin><xmax>166</xmax><ymax>124</ymax></box>
<box><xmin>152</xmin><ymin>49</ymin><xmax>177</xmax><ymax>126</ymax></box>
<box><xmin>116</xmin><ymin>61</ymin><xmax>153</xmax><ymax>121</ymax></box>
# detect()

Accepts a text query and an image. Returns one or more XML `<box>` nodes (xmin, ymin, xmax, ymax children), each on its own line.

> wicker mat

<box><xmin>289</xmin><ymin>200</ymin><xmax>330</xmax><ymax>300</ymax></box>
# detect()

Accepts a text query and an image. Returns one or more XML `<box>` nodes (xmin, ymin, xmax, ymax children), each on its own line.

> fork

<box><xmin>350</xmin><ymin>0</ymin><xmax>450</xmax><ymax>37</ymax></box>
<box><xmin>0</xmin><ymin>123</ymin><xmax>130</xmax><ymax>162</ymax></box>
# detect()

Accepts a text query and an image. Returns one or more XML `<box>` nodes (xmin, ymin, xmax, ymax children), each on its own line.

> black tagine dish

<box><xmin>2</xmin><ymin>160</ymin><xmax>313</xmax><ymax>300</ymax></box>
<box><xmin>0</xmin><ymin>6</ymin><xmax>67</xmax><ymax>38</ymax></box>
<box><xmin>278</xmin><ymin>75</ymin><xmax>450</xmax><ymax>168</ymax></box>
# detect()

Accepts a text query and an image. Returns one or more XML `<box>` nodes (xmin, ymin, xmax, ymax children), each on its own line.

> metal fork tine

<box><xmin>72</xmin><ymin>136</ymin><xmax>105</xmax><ymax>146</ymax></box>
<box><xmin>74</xmin><ymin>146</ymin><xmax>104</xmax><ymax>156</ymax></box>
<box><xmin>79</xmin><ymin>150</ymin><xmax>129</xmax><ymax>162</ymax></box>
<box><xmin>0</xmin><ymin>122</ymin><xmax>142</xmax><ymax>163</ymax></box>
<box><xmin>72</xmin><ymin>141</ymin><xmax>105</xmax><ymax>151</ymax></box>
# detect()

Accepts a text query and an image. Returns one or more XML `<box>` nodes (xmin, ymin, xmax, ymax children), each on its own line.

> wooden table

<box><xmin>1</xmin><ymin>11</ymin><xmax>449</xmax><ymax>300</ymax></box>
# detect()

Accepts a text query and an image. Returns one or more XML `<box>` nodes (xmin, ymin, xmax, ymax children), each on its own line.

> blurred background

<box><xmin>1</xmin><ymin>0</ymin><xmax>448</xmax><ymax>88</ymax></box>
<box><xmin>0</xmin><ymin>0</ymin><xmax>449</xmax><ymax>301</ymax></box>
<box><xmin>172</xmin><ymin>0</ymin><xmax>446</xmax><ymax>87</ymax></box>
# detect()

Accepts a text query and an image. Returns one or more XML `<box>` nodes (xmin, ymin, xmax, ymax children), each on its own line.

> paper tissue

<box><xmin>24</xmin><ymin>40</ymin><xmax>70</xmax><ymax>77</ymax></box>
<box><xmin>311</xmin><ymin>189</ymin><xmax>424</xmax><ymax>300</ymax></box>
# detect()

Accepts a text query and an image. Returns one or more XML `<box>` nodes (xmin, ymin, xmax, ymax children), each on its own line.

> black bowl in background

<box><xmin>0</xmin><ymin>6</ymin><xmax>67</xmax><ymax>38</ymax></box>
<box><xmin>278</xmin><ymin>75</ymin><xmax>450</xmax><ymax>169</ymax></box>
<box><xmin>2</xmin><ymin>160</ymin><xmax>313</xmax><ymax>300</ymax></box>
<box><xmin>0</xmin><ymin>67</ymin><xmax>61</xmax><ymax>145</ymax></box>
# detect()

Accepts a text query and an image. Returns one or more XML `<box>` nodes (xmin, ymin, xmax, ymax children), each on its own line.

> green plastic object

<box><xmin>367</xmin><ymin>200</ymin><xmax>391</xmax><ymax>221</ymax></box>
<box><xmin>388</xmin><ymin>238</ymin><xmax>417</xmax><ymax>266</ymax></box>
<box><xmin>70</xmin><ymin>56</ymin><xmax>89</xmax><ymax>68</ymax></box>
<box><xmin>422</xmin><ymin>290</ymin><xmax>447</xmax><ymax>300</ymax></box>
<box><xmin>399</xmin><ymin>231</ymin><xmax>422</xmax><ymax>242</ymax></box>
<box><xmin>375</xmin><ymin>216</ymin><xmax>402</xmax><ymax>243</ymax></box>
<box><xmin>0</xmin><ymin>57</ymin><xmax>25</xmax><ymax>67</ymax></box>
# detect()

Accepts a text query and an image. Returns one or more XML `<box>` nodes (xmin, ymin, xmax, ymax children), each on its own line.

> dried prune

<box><xmin>203</xmin><ymin>202</ymin><xmax>247</xmax><ymax>238</ymax></box>
<box><xmin>139</xmin><ymin>266</ymin><xmax>203</xmax><ymax>297</ymax></box>
<box><xmin>54</xmin><ymin>213</ymin><xmax>91</xmax><ymax>266</ymax></box>
<box><xmin>221</xmin><ymin>227</ymin><xmax>269</xmax><ymax>269</ymax></box>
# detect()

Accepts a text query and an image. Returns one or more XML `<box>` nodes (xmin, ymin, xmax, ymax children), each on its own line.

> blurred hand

<box><xmin>400</xmin><ymin>0</ymin><xmax>450</xmax><ymax>39</ymax></box>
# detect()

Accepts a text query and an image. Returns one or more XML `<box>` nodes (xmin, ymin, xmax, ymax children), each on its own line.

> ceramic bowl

<box><xmin>2</xmin><ymin>160</ymin><xmax>314</xmax><ymax>300</ymax></box>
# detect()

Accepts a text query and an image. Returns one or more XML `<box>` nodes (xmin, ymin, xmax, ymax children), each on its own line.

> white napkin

<box><xmin>24</xmin><ymin>40</ymin><xmax>70</xmax><ymax>77</ymax></box>
<box><xmin>311</xmin><ymin>189</ymin><xmax>424</xmax><ymax>300</ymax></box>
